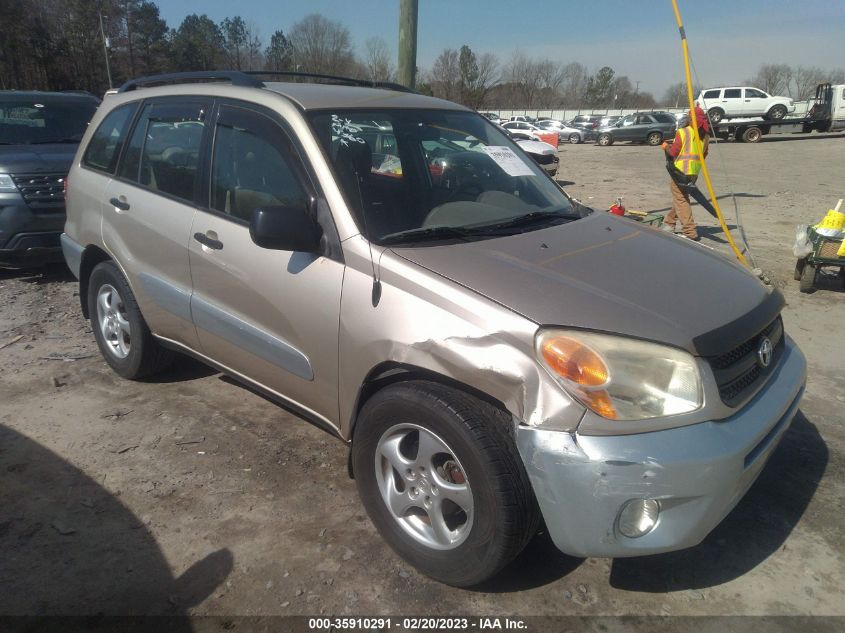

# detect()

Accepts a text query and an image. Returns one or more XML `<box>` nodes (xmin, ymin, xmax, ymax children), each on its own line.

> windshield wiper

<box><xmin>379</xmin><ymin>225</ymin><xmax>476</xmax><ymax>245</ymax></box>
<box><xmin>30</xmin><ymin>138</ymin><xmax>82</xmax><ymax>144</ymax></box>
<box><xmin>471</xmin><ymin>210</ymin><xmax>578</xmax><ymax>233</ymax></box>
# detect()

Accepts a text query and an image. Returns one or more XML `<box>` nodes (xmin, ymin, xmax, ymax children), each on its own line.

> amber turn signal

<box><xmin>541</xmin><ymin>336</ymin><xmax>610</xmax><ymax>387</ymax></box>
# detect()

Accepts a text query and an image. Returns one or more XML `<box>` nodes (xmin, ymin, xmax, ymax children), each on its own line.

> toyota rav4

<box><xmin>62</xmin><ymin>71</ymin><xmax>806</xmax><ymax>586</ymax></box>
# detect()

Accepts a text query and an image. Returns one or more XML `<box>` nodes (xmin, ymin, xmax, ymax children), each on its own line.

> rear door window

<box><xmin>82</xmin><ymin>103</ymin><xmax>138</xmax><ymax>173</ymax></box>
<box><xmin>117</xmin><ymin>100</ymin><xmax>209</xmax><ymax>203</ymax></box>
<box><xmin>724</xmin><ymin>89</ymin><xmax>742</xmax><ymax>99</ymax></box>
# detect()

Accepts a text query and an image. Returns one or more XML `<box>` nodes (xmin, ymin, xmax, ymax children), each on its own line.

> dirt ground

<box><xmin>1</xmin><ymin>132</ymin><xmax>844</xmax><ymax>621</ymax></box>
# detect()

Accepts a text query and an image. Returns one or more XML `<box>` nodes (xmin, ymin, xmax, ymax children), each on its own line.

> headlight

<box><xmin>0</xmin><ymin>173</ymin><xmax>18</xmax><ymax>193</ymax></box>
<box><xmin>536</xmin><ymin>329</ymin><xmax>703</xmax><ymax>421</ymax></box>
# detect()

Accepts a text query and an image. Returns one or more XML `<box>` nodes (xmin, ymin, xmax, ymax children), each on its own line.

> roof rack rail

<box><xmin>243</xmin><ymin>70</ymin><xmax>417</xmax><ymax>94</ymax></box>
<box><xmin>117</xmin><ymin>71</ymin><xmax>264</xmax><ymax>93</ymax></box>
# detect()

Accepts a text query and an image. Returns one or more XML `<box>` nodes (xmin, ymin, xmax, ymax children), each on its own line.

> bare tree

<box><xmin>428</xmin><ymin>48</ymin><xmax>460</xmax><ymax>102</ymax></box>
<box><xmin>363</xmin><ymin>37</ymin><xmax>394</xmax><ymax>82</ymax></box>
<box><xmin>746</xmin><ymin>63</ymin><xmax>792</xmax><ymax>96</ymax></box>
<box><xmin>288</xmin><ymin>13</ymin><xmax>354</xmax><ymax>76</ymax></box>
<box><xmin>560</xmin><ymin>62</ymin><xmax>588</xmax><ymax>108</ymax></box>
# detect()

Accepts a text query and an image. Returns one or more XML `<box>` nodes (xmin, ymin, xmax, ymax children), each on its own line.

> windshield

<box><xmin>0</xmin><ymin>99</ymin><xmax>98</xmax><ymax>145</ymax></box>
<box><xmin>309</xmin><ymin>109</ymin><xmax>578</xmax><ymax>245</ymax></box>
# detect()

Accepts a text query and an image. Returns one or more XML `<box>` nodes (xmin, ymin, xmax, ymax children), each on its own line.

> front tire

<box><xmin>767</xmin><ymin>104</ymin><xmax>787</xmax><ymax>120</ymax></box>
<box><xmin>708</xmin><ymin>107</ymin><xmax>724</xmax><ymax>124</ymax></box>
<box><xmin>597</xmin><ymin>133</ymin><xmax>613</xmax><ymax>146</ymax></box>
<box><xmin>351</xmin><ymin>381</ymin><xmax>539</xmax><ymax>587</ymax></box>
<box><xmin>88</xmin><ymin>261</ymin><xmax>173</xmax><ymax>379</ymax></box>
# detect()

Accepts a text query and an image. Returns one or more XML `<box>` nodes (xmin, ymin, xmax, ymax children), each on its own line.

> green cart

<box><xmin>794</xmin><ymin>226</ymin><xmax>845</xmax><ymax>292</ymax></box>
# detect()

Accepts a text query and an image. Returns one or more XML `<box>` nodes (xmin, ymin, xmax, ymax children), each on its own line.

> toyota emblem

<box><xmin>757</xmin><ymin>337</ymin><xmax>773</xmax><ymax>368</ymax></box>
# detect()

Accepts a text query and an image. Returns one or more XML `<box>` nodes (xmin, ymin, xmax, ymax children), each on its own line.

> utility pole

<box><xmin>397</xmin><ymin>0</ymin><xmax>418</xmax><ymax>89</ymax></box>
<box><xmin>99</xmin><ymin>13</ymin><xmax>113</xmax><ymax>89</ymax></box>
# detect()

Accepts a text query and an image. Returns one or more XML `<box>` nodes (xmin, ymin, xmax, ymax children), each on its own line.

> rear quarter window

<box><xmin>82</xmin><ymin>103</ymin><xmax>138</xmax><ymax>173</ymax></box>
<box><xmin>654</xmin><ymin>113</ymin><xmax>675</xmax><ymax>123</ymax></box>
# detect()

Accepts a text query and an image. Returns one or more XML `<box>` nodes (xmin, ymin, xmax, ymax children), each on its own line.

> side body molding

<box><xmin>191</xmin><ymin>294</ymin><xmax>314</xmax><ymax>381</ymax></box>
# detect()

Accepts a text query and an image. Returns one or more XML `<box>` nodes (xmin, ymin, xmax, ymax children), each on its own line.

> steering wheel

<box><xmin>440</xmin><ymin>160</ymin><xmax>486</xmax><ymax>203</ymax></box>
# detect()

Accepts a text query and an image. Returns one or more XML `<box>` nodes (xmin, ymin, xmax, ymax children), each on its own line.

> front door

<box><xmin>188</xmin><ymin>102</ymin><xmax>344</xmax><ymax>428</ymax></box>
<box><xmin>102</xmin><ymin>98</ymin><xmax>211</xmax><ymax>348</ymax></box>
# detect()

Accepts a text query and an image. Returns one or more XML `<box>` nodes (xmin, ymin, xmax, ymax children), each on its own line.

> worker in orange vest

<box><xmin>662</xmin><ymin>105</ymin><xmax>710</xmax><ymax>241</ymax></box>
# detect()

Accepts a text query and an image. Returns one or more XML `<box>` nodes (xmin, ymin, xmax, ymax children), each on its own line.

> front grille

<box><xmin>11</xmin><ymin>173</ymin><xmax>66</xmax><ymax>210</ymax></box>
<box><xmin>532</xmin><ymin>153</ymin><xmax>556</xmax><ymax>165</ymax></box>
<box><xmin>708</xmin><ymin>316</ymin><xmax>784</xmax><ymax>407</ymax></box>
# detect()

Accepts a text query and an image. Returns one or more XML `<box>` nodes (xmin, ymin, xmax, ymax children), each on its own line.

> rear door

<box><xmin>187</xmin><ymin>101</ymin><xmax>344</xmax><ymax>427</ymax></box>
<box><xmin>721</xmin><ymin>88</ymin><xmax>743</xmax><ymax>116</ymax></box>
<box><xmin>102</xmin><ymin>97</ymin><xmax>211</xmax><ymax>348</ymax></box>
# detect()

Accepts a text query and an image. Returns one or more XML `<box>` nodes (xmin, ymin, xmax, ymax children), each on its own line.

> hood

<box><xmin>515</xmin><ymin>139</ymin><xmax>556</xmax><ymax>154</ymax></box>
<box><xmin>0</xmin><ymin>144</ymin><xmax>78</xmax><ymax>174</ymax></box>
<box><xmin>393</xmin><ymin>213</ymin><xmax>770</xmax><ymax>354</ymax></box>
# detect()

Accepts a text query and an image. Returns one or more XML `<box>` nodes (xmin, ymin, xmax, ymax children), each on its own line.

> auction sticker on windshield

<box><xmin>481</xmin><ymin>146</ymin><xmax>535</xmax><ymax>177</ymax></box>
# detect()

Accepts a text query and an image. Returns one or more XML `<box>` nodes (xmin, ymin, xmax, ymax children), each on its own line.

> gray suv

<box><xmin>0</xmin><ymin>91</ymin><xmax>99</xmax><ymax>267</ymax></box>
<box><xmin>62</xmin><ymin>72</ymin><xmax>806</xmax><ymax>586</ymax></box>
<box><xmin>596</xmin><ymin>111</ymin><xmax>678</xmax><ymax>146</ymax></box>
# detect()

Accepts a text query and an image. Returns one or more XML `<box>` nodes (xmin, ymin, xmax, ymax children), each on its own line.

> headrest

<box><xmin>335</xmin><ymin>140</ymin><xmax>372</xmax><ymax>178</ymax></box>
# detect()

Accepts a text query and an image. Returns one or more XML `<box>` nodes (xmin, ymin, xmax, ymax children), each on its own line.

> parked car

<box><xmin>63</xmin><ymin>71</ymin><xmax>806</xmax><ymax>587</ymax></box>
<box><xmin>0</xmin><ymin>91</ymin><xmax>100</xmax><ymax>267</ymax></box>
<box><xmin>596</xmin><ymin>112</ymin><xmax>677</xmax><ymax>146</ymax></box>
<box><xmin>479</xmin><ymin>111</ymin><xmax>503</xmax><ymax>125</ymax></box>
<box><xmin>509</xmin><ymin>114</ymin><xmax>537</xmax><ymax>124</ymax></box>
<box><xmin>567</xmin><ymin>114</ymin><xmax>602</xmax><ymax>132</ymax></box>
<box><xmin>501</xmin><ymin>121</ymin><xmax>559</xmax><ymax>146</ymax></box>
<box><xmin>511</xmin><ymin>136</ymin><xmax>559</xmax><ymax>176</ymax></box>
<box><xmin>534</xmin><ymin>119</ymin><xmax>593</xmax><ymax>144</ymax></box>
<box><xmin>598</xmin><ymin>115</ymin><xmax>621</xmax><ymax>128</ymax></box>
<box><xmin>697</xmin><ymin>87</ymin><xmax>795</xmax><ymax>123</ymax></box>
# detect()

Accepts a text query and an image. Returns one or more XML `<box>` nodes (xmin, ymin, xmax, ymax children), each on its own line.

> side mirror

<box><xmin>250</xmin><ymin>203</ymin><xmax>323</xmax><ymax>252</ymax></box>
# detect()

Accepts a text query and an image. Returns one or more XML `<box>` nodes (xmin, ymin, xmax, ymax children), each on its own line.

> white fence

<box><xmin>490</xmin><ymin>100</ymin><xmax>811</xmax><ymax>121</ymax></box>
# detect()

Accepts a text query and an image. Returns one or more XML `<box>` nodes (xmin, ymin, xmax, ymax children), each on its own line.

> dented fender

<box><xmin>337</xmin><ymin>239</ymin><xmax>584</xmax><ymax>438</ymax></box>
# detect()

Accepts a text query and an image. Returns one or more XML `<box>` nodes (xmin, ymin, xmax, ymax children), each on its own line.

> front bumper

<box><xmin>0</xmin><ymin>194</ymin><xmax>65</xmax><ymax>267</ymax></box>
<box><xmin>516</xmin><ymin>336</ymin><xmax>806</xmax><ymax>558</ymax></box>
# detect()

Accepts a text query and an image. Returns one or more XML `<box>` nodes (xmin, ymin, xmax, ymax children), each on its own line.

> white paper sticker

<box><xmin>481</xmin><ymin>146</ymin><xmax>535</xmax><ymax>177</ymax></box>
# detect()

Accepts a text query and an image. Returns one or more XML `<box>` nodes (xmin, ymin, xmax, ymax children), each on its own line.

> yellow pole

<box><xmin>670</xmin><ymin>0</ymin><xmax>748</xmax><ymax>266</ymax></box>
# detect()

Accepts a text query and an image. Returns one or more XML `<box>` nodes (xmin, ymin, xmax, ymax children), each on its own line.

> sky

<box><xmin>157</xmin><ymin>0</ymin><xmax>845</xmax><ymax>97</ymax></box>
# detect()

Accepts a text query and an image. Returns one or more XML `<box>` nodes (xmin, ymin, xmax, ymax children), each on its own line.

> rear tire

<box><xmin>741</xmin><ymin>126</ymin><xmax>763</xmax><ymax>143</ymax></box>
<box><xmin>766</xmin><ymin>104</ymin><xmax>787</xmax><ymax>120</ymax></box>
<box><xmin>351</xmin><ymin>380</ymin><xmax>539</xmax><ymax>587</ymax></box>
<box><xmin>88</xmin><ymin>261</ymin><xmax>174</xmax><ymax>379</ymax></box>
<box><xmin>799</xmin><ymin>262</ymin><xmax>816</xmax><ymax>293</ymax></box>
<box><xmin>647</xmin><ymin>131</ymin><xmax>663</xmax><ymax>146</ymax></box>
<box><xmin>708</xmin><ymin>107</ymin><xmax>724</xmax><ymax>124</ymax></box>
<box><xmin>597</xmin><ymin>133</ymin><xmax>613</xmax><ymax>146</ymax></box>
<box><xmin>568</xmin><ymin>133</ymin><xmax>581</xmax><ymax>144</ymax></box>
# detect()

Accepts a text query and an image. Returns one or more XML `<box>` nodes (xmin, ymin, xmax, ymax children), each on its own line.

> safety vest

<box><xmin>674</xmin><ymin>126</ymin><xmax>703</xmax><ymax>176</ymax></box>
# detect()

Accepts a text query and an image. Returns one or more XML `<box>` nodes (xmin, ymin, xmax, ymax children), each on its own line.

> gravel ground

<box><xmin>1</xmin><ymin>133</ymin><xmax>843</xmax><ymax>621</ymax></box>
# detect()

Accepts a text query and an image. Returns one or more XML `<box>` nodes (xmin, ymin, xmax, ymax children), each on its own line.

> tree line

<box><xmin>2</xmin><ymin>1</ymin><xmax>843</xmax><ymax>111</ymax></box>
<box><xmin>0</xmin><ymin>0</ymin><xmax>394</xmax><ymax>94</ymax></box>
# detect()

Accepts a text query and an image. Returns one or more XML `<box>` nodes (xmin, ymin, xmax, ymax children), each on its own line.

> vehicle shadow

<box><xmin>755</xmin><ymin>133</ymin><xmax>845</xmax><ymax>143</ymax></box>
<box><xmin>141</xmin><ymin>353</ymin><xmax>219</xmax><ymax>383</ymax></box>
<box><xmin>0</xmin><ymin>423</ymin><xmax>233</xmax><ymax>619</ymax></box>
<box><xmin>804</xmin><ymin>268</ymin><xmax>845</xmax><ymax>294</ymax></box>
<box><xmin>608</xmin><ymin>410</ymin><xmax>826</xmax><ymax>592</ymax></box>
<box><xmin>0</xmin><ymin>262</ymin><xmax>74</xmax><ymax>284</ymax></box>
<box><xmin>470</xmin><ymin>529</ymin><xmax>584</xmax><ymax>593</ymax></box>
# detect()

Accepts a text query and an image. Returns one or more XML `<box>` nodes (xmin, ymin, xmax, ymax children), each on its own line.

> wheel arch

<box><xmin>346</xmin><ymin>361</ymin><xmax>514</xmax><ymax>478</ymax></box>
<box><xmin>78</xmin><ymin>245</ymin><xmax>113</xmax><ymax>318</ymax></box>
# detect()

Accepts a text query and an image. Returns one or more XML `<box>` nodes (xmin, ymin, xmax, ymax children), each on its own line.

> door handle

<box><xmin>193</xmin><ymin>232</ymin><xmax>223</xmax><ymax>250</ymax></box>
<box><xmin>109</xmin><ymin>197</ymin><xmax>130</xmax><ymax>211</ymax></box>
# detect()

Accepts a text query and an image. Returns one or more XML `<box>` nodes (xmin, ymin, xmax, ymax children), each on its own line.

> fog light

<box><xmin>618</xmin><ymin>499</ymin><xmax>660</xmax><ymax>538</ymax></box>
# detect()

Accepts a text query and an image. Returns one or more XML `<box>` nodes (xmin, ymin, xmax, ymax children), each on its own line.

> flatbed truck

<box><xmin>713</xmin><ymin>83</ymin><xmax>845</xmax><ymax>143</ymax></box>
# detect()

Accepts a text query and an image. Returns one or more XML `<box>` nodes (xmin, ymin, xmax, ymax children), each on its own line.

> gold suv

<box><xmin>63</xmin><ymin>71</ymin><xmax>806</xmax><ymax>586</ymax></box>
